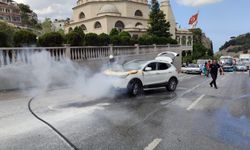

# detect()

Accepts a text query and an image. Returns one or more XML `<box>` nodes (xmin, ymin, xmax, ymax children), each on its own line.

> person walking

<box><xmin>209</xmin><ymin>60</ymin><xmax>223</xmax><ymax>89</ymax></box>
<box><xmin>203</xmin><ymin>62</ymin><xmax>208</xmax><ymax>79</ymax></box>
<box><xmin>206</xmin><ymin>60</ymin><xmax>211</xmax><ymax>77</ymax></box>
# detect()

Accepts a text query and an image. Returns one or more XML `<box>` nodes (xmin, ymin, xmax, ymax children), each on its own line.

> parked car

<box><xmin>184</xmin><ymin>64</ymin><xmax>202</xmax><ymax>74</ymax></box>
<box><xmin>235</xmin><ymin>63</ymin><xmax>248</xmax><ymax>71</ymax></box>
<box><xmin>104</xmin><ymin>52</ymin><xmax>179</xmax><ymax>96</ymax></box>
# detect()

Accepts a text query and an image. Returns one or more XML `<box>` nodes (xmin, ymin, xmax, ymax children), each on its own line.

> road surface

<box><xmin>0</xmin><ymin>72</ymin><xmax>250</xmax><ymax>150</ymax></box>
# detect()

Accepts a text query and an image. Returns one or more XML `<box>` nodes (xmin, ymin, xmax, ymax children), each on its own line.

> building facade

<box><xmin>66</xmin><ymin>0</ymin><xmax>193</xmax><ymax>47</ymax></box>
<box><xmin>52</xmin><ymin>19</ymin><xmax>66</xmax><ymax>32</ymax></box>
<box><xmin>0</xmin><ymin>0</ymin><xmax>21</xmax><ymax>26</ymax></box>
<box><xmin>65</xmin><ymin>0</ymin><xmax>149</xmax><ymax>38</ymax></box>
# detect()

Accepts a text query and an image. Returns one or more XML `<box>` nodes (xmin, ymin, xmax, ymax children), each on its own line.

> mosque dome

<box><xmin>97</xmin><ymin>4</ymin><xmax>121</xmax><ymax>16</ymax></box>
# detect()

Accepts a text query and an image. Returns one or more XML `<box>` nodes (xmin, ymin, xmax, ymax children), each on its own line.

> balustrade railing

<box><xmin>0</xmin><ymin>45</ymin><xmax>192</xmax><ymax>67</ymax></box>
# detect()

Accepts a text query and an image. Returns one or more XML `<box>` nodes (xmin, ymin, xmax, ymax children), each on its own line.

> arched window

<box><xmin>69</xmin><ymin>27</ymin><xmax>73</xmax><ymax>32</ymax></box>
<box><xmin>135</xmin><ymin>22</ymin><xmax>142</xmax><ymax>27</ymax></box>
<box><xmin>79</xmin><ymin>12</ymin><xmax>85</xmax><ymax>19</ymax></box>
<box><xmin>115</xmin><ymin>21</ymin><xmax>124</xmax><ymax>31</ymax></box>
<box><xmin>181</xmin><ymin>36</ymin><xmax>186</xmax><ymax>46</ymax></box>
<box><xmin>135</xmin><ymin>10</ymin><xmax>143</xmax><ymax>17</ymax></box>
<box><xmin>94</xmin><ymin>21</ymin><xmax>102</xmax><ymax>29</ymax></box>
<box><xmin>80</xmin><ymin>24</ymin><xmax>87</xmax><ymax>31</ymax></box>
<box><xmin>187</xmin><ymin>36</ymin><xmax>192</xmax><ymax>46</ymax></box>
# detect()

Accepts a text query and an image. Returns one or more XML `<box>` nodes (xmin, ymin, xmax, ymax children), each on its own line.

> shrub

<box><xmin>0</xmin><ymin>31</ymin><xmax>8</xmax><ymax>47</ymax></box>
<box><xmin>13</xmin><ymin>30</ymin><xmax>37</xmax><ymax>47</ymax></box>
<box><xmin>84</xmin><ymin>33</ymin><xmax>99</xmax><ymax>46</ymax></box>
<box><xmin>110</xmin><ymin>35</ymin><xmax>121</xmax><ymax>45</ymax></box>
<box><xmin>38</xmin><ymin>32</ymin><xmax>64</xmax><ymax>47</ymax></box>
<box><xmin>138</xmin><ymin>34</ymin><xmax>153</xmax><ymax>45</ymax></box>
<box><xmin>98</xmin><ymin>33</ymin><xmax>110</xmax><ymax>46</ymax></box>
<box><xmin>120</xmin><ymin>36</ymin><xmax>131</xmax><ymax>45</ymax></box>
<box><xmin>109</xmin><ymin>28</ymin><xmax>119</xmax><ymax>37</ymax></box>
<box><xmin>119</xmin><ymin>31</ymin><xmax>131</xmax><ymax>38</ymax></box>
<box><xmin>73</xmin><ymin>26</ymin><xmax>85</xmax><ymax>39</ymax></box>
<box><xmin>65</xmin><ymin>31</ymin><xmax>84</xmax><ymax>46</ymax></box>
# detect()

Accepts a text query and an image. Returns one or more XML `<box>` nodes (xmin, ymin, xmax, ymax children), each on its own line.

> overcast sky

<box><xmin>15</xmin><ymin>0</ymin><xmax>250</xmax><ymax>51</ymax></box>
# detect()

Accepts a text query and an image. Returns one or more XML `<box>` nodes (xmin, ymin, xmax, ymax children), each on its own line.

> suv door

<box><xmin>143</xmin><ymin>62</ymin><xmax>159</xmax><ymax>85</ymax></box>
<box><xmin>157</xmin><ymin>62</ymin><xmax>172</xmax><ymax>83</ymax></box>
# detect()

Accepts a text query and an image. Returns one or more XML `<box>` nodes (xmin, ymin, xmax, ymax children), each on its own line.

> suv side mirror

<box><xmin>145</xmin><ymin>67</ymin><xmax>152</xmax><ymax>71</ymax></box>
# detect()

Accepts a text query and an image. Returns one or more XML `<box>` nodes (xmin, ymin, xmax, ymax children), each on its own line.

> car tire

<box><xmin>127</xmin><ymin>80</ymin><xmax>143</xmax><ymax>97</ymax></box>
<box><xmin>167</xmin><ymin>78</ymin><xmax>178</xmax><ymax>92</ymax></box>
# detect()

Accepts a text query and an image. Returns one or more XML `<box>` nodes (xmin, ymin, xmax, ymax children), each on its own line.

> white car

<box><xmin>104</xmin><ymin>52</ymin><xmax>179</xmax><ymax>96</ymax></box>
<box><xmin>184</xmin><ymin>64</ymin><xmax>202</xmax><ymax>74</ymax></box>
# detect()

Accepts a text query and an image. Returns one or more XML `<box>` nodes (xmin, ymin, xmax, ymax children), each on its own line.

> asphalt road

<box><xmin>0</xmin><ymin>72</ymin><xmax>250</xmax><ymax>150</ymax></box>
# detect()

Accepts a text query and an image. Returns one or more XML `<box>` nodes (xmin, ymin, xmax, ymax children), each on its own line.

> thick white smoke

<box><xmin>0</xmin><ymin>51</ymin><xmax>115</xmax><ymax>99</ymax></box>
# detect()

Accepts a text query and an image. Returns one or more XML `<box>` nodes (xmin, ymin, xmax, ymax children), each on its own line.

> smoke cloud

<box><xmin>0</xmin><ymin>51</ymin><xmax>115</xmax><ymax>99</ymax></box>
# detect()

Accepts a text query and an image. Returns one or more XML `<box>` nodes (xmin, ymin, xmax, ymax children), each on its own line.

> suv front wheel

<box><xmin>127</xmin><ymin>80</ymin><xmax>143</xmax><ymax>96</ymax></box>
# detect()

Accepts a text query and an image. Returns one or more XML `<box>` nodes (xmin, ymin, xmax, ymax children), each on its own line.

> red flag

<box><xmin>189</xmin><ymin>13</ymin><xmax>199</xmax><ymax>25</ymax></box>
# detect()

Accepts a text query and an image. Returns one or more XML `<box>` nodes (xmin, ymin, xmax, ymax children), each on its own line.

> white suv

<box><xmin>104</xmin><ymin>52</ymin><xmax>179</xmax><ymax>96</ymax></box>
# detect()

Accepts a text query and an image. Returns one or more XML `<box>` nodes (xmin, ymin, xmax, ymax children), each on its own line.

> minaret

<box><xmin>160</xmin><ymin>0</ymin><xmax>176</xmax><ymax>39</ymax></box>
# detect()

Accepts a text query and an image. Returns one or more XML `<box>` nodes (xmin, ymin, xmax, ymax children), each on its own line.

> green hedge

<box><xmin>38</xmin><ymin>32</ymin><xmax>64</xmax><ymax>47</ymax></box>
<box><xmin>13</xmin><ymin>30</ymin><xmax>37</xmax><ymax>47</ymax></box>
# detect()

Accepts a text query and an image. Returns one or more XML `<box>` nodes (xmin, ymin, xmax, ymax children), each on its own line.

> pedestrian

<box><xmin>206</xmin><ymin>60</ymin><xmax>211</xmax><ymax>77</ymax></box>
<box><xmin>209</xmin><ymin>60</ymin><xmax>223</xmax><ymax>89</ymax></box>
<box><xmin>203</xmin><ymin>62</ymin><xmax>208</xmax><ymax>79</ymax></box>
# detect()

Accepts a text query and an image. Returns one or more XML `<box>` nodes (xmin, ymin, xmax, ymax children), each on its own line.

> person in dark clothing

<box><xmin>209</xmin><ymin>60</ymin><xmax>223</xmax><ymax>89</ymax></box>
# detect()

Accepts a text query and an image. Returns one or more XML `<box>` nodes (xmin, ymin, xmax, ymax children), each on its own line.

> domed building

<box><xmin>65</xmin><ymin>0</ymin><xmax>150</xmax><ymax>38</ymax></box>
<box><xmin>65</xmin><ymin>0</ymin><xmax>193</xmax><ymax>46</ymax></box>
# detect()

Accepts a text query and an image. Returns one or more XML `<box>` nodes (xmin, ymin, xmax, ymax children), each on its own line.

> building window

<box><xmin>135</xmin><ymin>22</ymin><xmax>142</xmax><ymax>27</ymax></box>
<box><xmin>135</xmin><ymin>10</ymin><xmax>143</xmax><ymax>17</ymax></box>
<box><xmin>80</xmin><ymin>24</ymin><xmax>87</xmax><ymax>31</ymax></box>
<box><xmin>115</xmin><ymin>21</ymin><xmax>124</xmax><ymax>31</ymax></box>
<box><xmin>187</xmin><ymin>36</ymin><xmax>192</xmax><ymax>46</ymax></box>
<box><xmin>79</xmin><ymin>12</ymin><xmax>85</xmax><ymax>19</ymax></box>
<box><xmin>94</xmin><ymin>21</ymin><xmax>101</xmax><ymax>29</ymax></box>
<box><xmin>181</xmin><ymin>36</ymin><xmax>186</xmax><ymax>46</ymax></box>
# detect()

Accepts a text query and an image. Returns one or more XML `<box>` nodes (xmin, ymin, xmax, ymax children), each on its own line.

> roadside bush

<box><xmin>109</xmin><ymin>28</ymin><xmax>119</xmax><ymax>37</ymax></box>
<box><xmin>13</xmin><ymin>30</ymin><xmax>37</xmax><ymax>47</ymax></box>
<box><xmin>0</xmin><ymin>21</ymin><xmax>16</xmax><ymax>46</ymax></box>
<box><xmin>120</xmin><ymin>36</ymin><xmax>131</xmax><ymax>45</ymax></box>
<box><xmin>98</xmin><ymin>33</ymin><xmax>110</xmax><ymax>46</ymax></box>
<box><xmin>110</xmin><ymin>35</ymin><xmax>121</xmax><ymax>45</ymax></box>
<box><xmin>119</xmin><ymin>31</ymin><xmax>131</xmax><ymax>38</ymax></box>
<box><xmin>84</xmin><ymin>33</ymin><xmax>99</xmax><ymax>46</ymax></box>
<box><xmin>38</xmin><ymin>32</ymin><xmax>64</xmax><ymax>47</ymax></box>
<box><xmin>65</xmin><ymin>32</ymin><xmax>84</xmax><ymax>46</ymax></box>
<box><xmin>138</xmin><ymin>34</ymin><xmax>153</xmax><ymax>45</ymax></box>
<box><xmin>0</xmin><ymin>31</ymin><xmax>8</xmax><ymax>47</ymax></box>
<box><xmin>73</xmin><ymin>26</ymin><xmax>85</xmax><ymax>39</ymax></box>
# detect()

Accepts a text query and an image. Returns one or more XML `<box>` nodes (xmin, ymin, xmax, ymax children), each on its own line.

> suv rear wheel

<box><xmin>167</xmin><ymin>78</ymin><xmax>177</xmax><ymax>91</ymax></box>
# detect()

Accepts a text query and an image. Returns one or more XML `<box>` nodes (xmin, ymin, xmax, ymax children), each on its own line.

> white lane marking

<box><xmin>187</xmin><ymin>94</ymin><xmax>205</xmax><ymax>111</ymax></box>
<box><xmin>144</xmin><ymin>138</ymin><xmax>162</xmax><ymax>150</ymax></box>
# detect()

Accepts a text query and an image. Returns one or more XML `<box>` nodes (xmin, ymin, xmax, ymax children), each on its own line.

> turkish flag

<box><xmin>189</xmin><ymin>13</ymin><xmax>199</xmax><ymax>25</ymax></box>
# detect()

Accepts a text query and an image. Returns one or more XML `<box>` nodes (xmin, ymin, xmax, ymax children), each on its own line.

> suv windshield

<box><xmin>123</xmin><ymin>60</ymin><xmax>148</xmax><ymax>71</ymax></box>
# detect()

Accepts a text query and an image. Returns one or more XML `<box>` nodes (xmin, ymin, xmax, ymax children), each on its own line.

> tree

<box><xmin>42</xmin><ymin>18</ymin><xmax>52</xmax><ymax>34</ymax></box>
<box><xmin>109</xmin><ymin>28</ymin><xmax>119</xmax><ymax>37</ymax></box>
<box><xmin>0</xmin><ymin>31</ymin><xmax>8</xmax><ymax>47</ymax></box>
<box><xmin>84</xmin><ymin>33</ymin><xmax>99</xmax><ymax>46</ymax></box>
<box><xmin>99</xmin><ymin>33</ymin><xmax>110</xmax><ymax>46</ymax></box>
<box><xmin>65</xmin><ymin>32</ymin><xmax>83</xmax><ymax>46</ymax></box>
<box><xmin>18</xmin><ymin>3</ymin><xmax>32</xmax><ymax>13</ymax></box>
<box><xmin>13</xmin><ymin>30</ymin><xmax>37</xmax><ymax>47</ymax></box>
<box><xmin>148</xmin><ymin>0</ymin><xmax>171</xmax><ymax>38</ymax></box>
<box><xmin>38</xmin><ymin>32</ymin><xmax>64</xmax><ymax>47</ymax></box>
<box><xmin>119</xmin><ymin>31</ymin><xmax>131</xmax><ymax>38</ymax></box>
